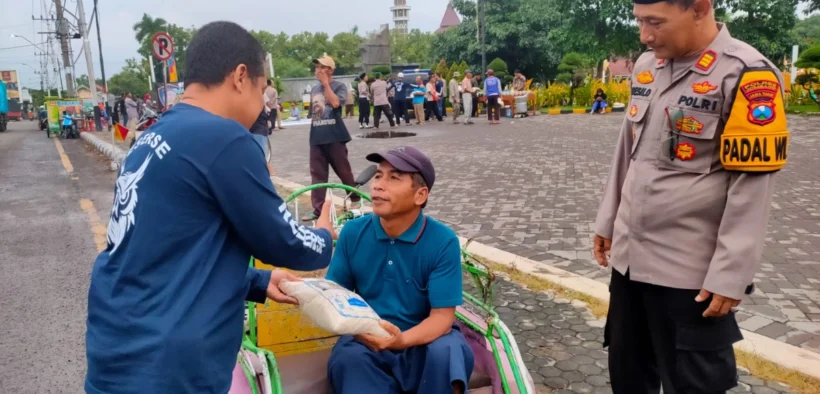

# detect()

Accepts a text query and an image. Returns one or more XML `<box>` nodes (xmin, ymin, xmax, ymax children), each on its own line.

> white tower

<box><xmin>391</xmin><ymin>0</ymin><xmax>410</xmax><ymax>36</ymax></box>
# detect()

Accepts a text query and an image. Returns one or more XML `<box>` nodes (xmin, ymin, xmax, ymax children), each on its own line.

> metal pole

<box><xmin>480</xmin><ymin>0</ymin><xmax>486</xmax><ymax>74</ymax></box>
<box><xmin>164</xmin><ymin>60</ymin><xmax>169</xmax><ymax>110</ymax></box>
<box><xmin>54</xmin><ymin>0</ymin><xmax>74</xmax><ymax>96</ymax></box>
<box><xmin>791</xmin><ymin>45</ymin><xmax>798</xmax><ymax>85</ymax></box>
<box><xmin>148</xmin><ymin>56</ymin><xmax>154</xmax><ymax>91</ymax></box>
<box><xmin>93</xmin><ymin>0</ymin><xmax>108</xmax><ymax>103</ymax></box>
<box><xmin>76</xmin><ymin>0</ymin><xmax>98</xmax><ymax>105</ymax></box>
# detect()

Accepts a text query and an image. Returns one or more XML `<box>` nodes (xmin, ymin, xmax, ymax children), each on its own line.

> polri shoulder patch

<box><xmin>721</xmin><ymin>68</ymin><xmax>789</xmax><ymax>172</ymax></box>
<box><xmin>696</xmin><ymin>50</ymin><xmax>717</xmax><ymax>71</ymax></box>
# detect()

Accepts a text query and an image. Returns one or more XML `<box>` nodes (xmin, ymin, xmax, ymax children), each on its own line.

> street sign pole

<box><xmin>164</xmin><ymin>60</ymin><xmax>169</xmax><ymax>110</ymax></box>
<box><xmin>151</xmin><ymin>32</ymin><xmax>174</xmax><ymax>111</ymax></box>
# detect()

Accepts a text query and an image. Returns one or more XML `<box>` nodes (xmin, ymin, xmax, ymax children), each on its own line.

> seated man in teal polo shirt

<box><xmin>325</xmin><ymin>146</ymin><xmax>474</xmax><ymax>394</ymax></box>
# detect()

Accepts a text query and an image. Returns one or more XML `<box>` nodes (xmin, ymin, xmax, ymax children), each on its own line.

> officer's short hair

<box><xmin>666</xmin><ymin>0</ymin><xmax>697</xmax><ymax>8</ymax></box>
<box><xmin>184</xmin><ymin>21</ymin><xmax>265</xmax><ymax>88</ymax></box>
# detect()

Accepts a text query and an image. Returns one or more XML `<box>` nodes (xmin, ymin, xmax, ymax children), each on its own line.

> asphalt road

<box><xmin>0</xmin><ymin>121</ymin><xmax>115</xmax><ymax>393</ymax></box>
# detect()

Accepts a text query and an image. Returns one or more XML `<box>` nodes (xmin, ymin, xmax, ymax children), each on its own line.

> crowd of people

<box><xmin>348</xmin><ymin>68</ymin><xmax>532</xmax><ymax>129</ymax></box>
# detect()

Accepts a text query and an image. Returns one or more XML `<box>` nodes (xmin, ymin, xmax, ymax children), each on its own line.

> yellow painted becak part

<box><xmin>254</xmin><ymin>259</ymin><xmax>339</xmax><ymax>356</ymax></box>
<box><xmin>721</xmin><ymin>69</ymin><xmax>789</xmax><ymax>172</ymax></box>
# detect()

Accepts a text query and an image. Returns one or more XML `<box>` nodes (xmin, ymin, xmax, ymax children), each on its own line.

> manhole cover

<box><xmin>359</xmin><ymin>131</ymin><xmax>417</xmax><ymax>139</ymax></box>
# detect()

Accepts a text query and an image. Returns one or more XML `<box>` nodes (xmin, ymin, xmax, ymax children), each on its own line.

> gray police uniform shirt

<box><xmin>594</xmin><ymin>25</ymin><xmax>787</xmax><ymax>300</ymax></box>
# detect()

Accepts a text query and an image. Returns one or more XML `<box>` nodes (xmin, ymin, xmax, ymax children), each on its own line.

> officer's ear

<box><xmin>692</xmin><ymin>0</ymin><xmax>713</xmax><ymax>20</ymax></box>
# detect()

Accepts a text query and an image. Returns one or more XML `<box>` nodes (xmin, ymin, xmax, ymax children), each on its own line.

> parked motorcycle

<box><xmin>129</xmin><ymin>107</ymin><xmax>159</xmax><ymax>148</ymax></box>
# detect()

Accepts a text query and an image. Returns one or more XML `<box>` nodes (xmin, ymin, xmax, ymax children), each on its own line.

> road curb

<box><xmin>541</xmin><ymin>107</ymin><xmax>625</xmax><ymax>115</ymax></box>
<box><xmin>81</xmin><ymin>132</ymin><xmax>126</xmax><ymax>166</ymax></box>
<box><xmin>270</xmin><ymin>176</ymin><xmax>820</xmax><ymax>381</ymax></box>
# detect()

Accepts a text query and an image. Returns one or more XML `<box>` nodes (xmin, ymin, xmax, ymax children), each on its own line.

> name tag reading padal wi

<box><xmin>720</xmin><ymin>68</ymin><xmax>790</xmax><ymax>173</ymax></box>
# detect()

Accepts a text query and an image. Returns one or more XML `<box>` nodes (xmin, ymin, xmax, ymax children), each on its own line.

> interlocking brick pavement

<box><xmin>266</xmin><ymin>114</ymin><xmax>820</xmax><ymax>353</ymax></box>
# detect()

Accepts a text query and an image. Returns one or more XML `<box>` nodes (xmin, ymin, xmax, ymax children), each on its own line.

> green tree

<box><xmin>557</xmin><ymin>52</ymin><xmax>593</xmax><ymax>105</ymax></box>
<box><xmin>547</xmin><ymin>0</ymin><xmax>641</xmax><ymax>63</ymax></box>
<box><xmin>75</xmin><ymin>75</ymin><xmax>89</xmax><ymax>88</ymax></box>
<box><xmin>487</xmin><ymin>58</ymin><xmax>509</xmax><ymax>80</ymax></box>
<box><xmin>107</xmin><ymin>58</ymin><xmax>151</xmax><ymax>97</ymax></box>
<box><xmin>433</xmin><ymin>59</ymin><xmax>450</xmax><ymax>79</ymax></box>
<box><xmin>716</xmin><ymin>0</ymin><xmax>799</xmax><ymax>63</ymax></box>
<box><xmin>331</xmin><ymin>27</ymin><xmax>365</xmax><ymax>75</ymax></box>
<box><xmin>391</xmin><ymin>29</ymin><xmax>435</xmax><ymax>67</ymax></box>
<box><xmin>275</xmin><ymin>57</ymin><xmax>311</xmax><ymax>78</ymax></box>
<box><xmin>792</xmin><ymin>15</ymin><xmax>820</xmax><ymax>51</ymax></box>
<box><xmin>803</xmin><ymin>0</ymin><xmax>819</xmax><ymax>13</ymax></box>
<box><xmin>132</xmin><ymin>14</ymin><xmax>194</xmax><ymax>82</ymax></box>
<box><xmin>432</xmin><ymin>0</ymin><xmax>564</xmax><ymax>81</ymax></box>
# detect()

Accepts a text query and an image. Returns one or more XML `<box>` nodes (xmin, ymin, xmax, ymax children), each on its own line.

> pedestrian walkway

<box><xmin>273</xmin><ymin>185</ymin><xmax>797</xmax><ymax>394</ymax></box>
<box><xmin>266</xmin><ymin>115</ymin><xmax>820</xmax><ymax>354</ymax></box>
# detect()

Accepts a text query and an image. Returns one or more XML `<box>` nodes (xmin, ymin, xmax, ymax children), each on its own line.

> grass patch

<box><xmin>736</xmin><ymin>349</ymin><xmax>820</xmax><ymax>394</ymax></box>
<box><xmin>786</xmin><ymin>104</ymin><xmax>820</xmax><ymax>114</ymax></box>
<box><xmin>480</xmin><ymin>258</ymin><xmax>609</xmax><ymax>318</ymax></box>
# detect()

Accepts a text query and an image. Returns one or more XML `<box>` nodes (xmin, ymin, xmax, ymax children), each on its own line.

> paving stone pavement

<box><xmin>267</xmin><ymin>114</ymin><xmax>820</xmax><ymax>353</ymax></box>
<box><xmin>468</xmin><ymin>272</ymin><xmax>795</xmax><ymax>393</ymax></box>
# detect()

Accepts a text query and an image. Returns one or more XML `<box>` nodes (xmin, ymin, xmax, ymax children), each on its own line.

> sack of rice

<box><xmin>279</xmin><ymin>279</ymin><xmax>390</xmax><ymax>338</ymax></box>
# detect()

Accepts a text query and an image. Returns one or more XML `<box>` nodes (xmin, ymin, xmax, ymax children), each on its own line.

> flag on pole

<box><xmin>113</xmin><ymin>123</ymin><xmax>129</xmax><ymax>142</ymax></box>
<box><xmin>168</xmin><ymin>54</ymin><xmax>178</xmax><ymax>83</ymax></box>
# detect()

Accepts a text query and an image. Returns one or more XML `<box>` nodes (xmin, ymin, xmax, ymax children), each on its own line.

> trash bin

<box><xmin>515</xmin><ymin>95</ymin><xmax>529</xmax><ymax>114</ymax></box>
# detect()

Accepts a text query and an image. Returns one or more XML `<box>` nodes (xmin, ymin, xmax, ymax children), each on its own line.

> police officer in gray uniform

<box><xmin>593</xmin><ymin>0</ymin><xmax>791</xmax><ymax>392</ymax></box>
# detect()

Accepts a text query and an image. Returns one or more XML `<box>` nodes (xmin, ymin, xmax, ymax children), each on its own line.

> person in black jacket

<box><xmin>391</xmin><ymin>73</ymin><xmax>411</xmax><ymax>125</ymax></box>
<box><xmin>115</xmin><ymin>94</ymin><xmax>128</xmax><ymax>125</ymax></box>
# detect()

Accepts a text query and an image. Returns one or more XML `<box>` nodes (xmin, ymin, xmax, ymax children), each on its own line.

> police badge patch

<box><xmin>740</xmin><ymin>79</ymin><xmax>779</xmax><ymax>126</ymax></box>
<box><xmin>674</xmin><ymin>142</ymin><xmax>696</xmax><ymax>161</ymax></box>
<box><xmin>692</xmin><ymin>81</ymin><xmax>718</xmax><ymax>94</ymax></box>
<box><xmin>636</xmin><ymin>71</ymin><xmax>654</xmax><ymax>84</ymax></box>
<box><xmin>675</xmin><ymin>116</ymin><xmax>704</xmax><ymax>135</ymax></box>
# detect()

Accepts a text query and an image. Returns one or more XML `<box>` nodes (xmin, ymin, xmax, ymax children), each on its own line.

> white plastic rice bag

<box><xmin>279</xmin><ymin>279</ymin><xmax>390</xmax><ymax>338</ymax></box>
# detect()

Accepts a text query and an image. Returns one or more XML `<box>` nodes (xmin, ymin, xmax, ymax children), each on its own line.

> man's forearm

<box><xmin>396</xmin><ymin>313</ymin><xmax>454</xmax><ymax>349</ymax></box>
<box><xmin>324</xmin><ymin>82</ymin><xmax>341</xmax><ymax>108</ymax></box>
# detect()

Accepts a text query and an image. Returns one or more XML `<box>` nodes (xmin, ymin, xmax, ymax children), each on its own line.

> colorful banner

<box><xmin>0</xmin><ymin>70</ymin><xmax>20</xmax><ymax>100</ymax></box>
<box><xmin>168</xmin><ymin>54</ymin><xmax>178</xmax><ymax>83</ymax></box>
<box><xmin>157</xmin><ymin>83</ymin><xmax>183</xmax><ymax>108</ymax></box>
<box><xmin>46</xmin><ymin>99</ymin><xmax>82</xmax><ymax>133</ymax></box>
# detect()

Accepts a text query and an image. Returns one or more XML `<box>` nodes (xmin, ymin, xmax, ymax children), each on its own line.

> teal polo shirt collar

<box><xmin>371</xmin><ymin>211</ymin><xmax>428</xmax><ymax>244</ymax></box>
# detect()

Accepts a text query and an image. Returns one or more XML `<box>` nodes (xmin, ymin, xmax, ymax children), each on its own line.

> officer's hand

<box><xmin>593</xmin><ymin>234</ymin><xmax>612</xmax><ymax>267</ymax></box>
<box><xmin>267</xmin><ymin>270</ymin><xmax>302</xmax><ymax>305</ymax></box>
<box><xmin>696</xmin><ymin>289</ymin><xmax>741</xmax><ymax>318</ymax></box>
<box><xmin>315</xmin><ymin>200</ymin><xmax>338</xmax><ymax>240</ymax></box>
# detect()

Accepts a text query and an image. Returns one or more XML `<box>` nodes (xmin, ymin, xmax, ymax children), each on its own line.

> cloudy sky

<box><xmin>0</xmin><ymin>0</ymin><xmax>453</xmax><ymax>92</ymax></box>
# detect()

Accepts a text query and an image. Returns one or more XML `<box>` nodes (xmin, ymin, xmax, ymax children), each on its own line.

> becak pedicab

<box><xmin>230</xmin><ymin>170</ymin><xmax>535</xmax><ymax>394</ymax></box>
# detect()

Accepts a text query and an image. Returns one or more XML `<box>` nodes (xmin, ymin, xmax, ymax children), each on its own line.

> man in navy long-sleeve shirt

<box><xmin>85</xmin><ymin>21</ymin><xmax>336</xmax><ymax>394</ymax></box>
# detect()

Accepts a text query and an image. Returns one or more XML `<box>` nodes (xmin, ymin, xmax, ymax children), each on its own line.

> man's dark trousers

<box><xmin>605</xmin><ymin>269</ymin><xmax>742</xmax><ymax>394</ymax></box>
<box><xmin>393</xmin><ymin>97</ymin><xmax>408</xmax><ymax>124</ymax></box>
<box><xmin>373</xmin><ymin>104</ymin><xmax>395</xmax><ymax>128</ymax></box>
<box><xmin>309</xmin><ymin>142</ymin><xmax>361</xmax><ymax>216</ymax></box>
<box><xmin>358</xmin><ymin>98</ymin><xmax>371</xmax><ymax>126</ymax></box>
<box><xmin>424</xmin><ymin>100</ymin><xmax>442</xmax><ymax>121</ymax></box>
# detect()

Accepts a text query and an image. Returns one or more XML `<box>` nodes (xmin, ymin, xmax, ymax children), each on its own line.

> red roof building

<box><xmin>436</xmin><ymin>2</ymin><xmax>461</xmax><ymax>33</ymax></box>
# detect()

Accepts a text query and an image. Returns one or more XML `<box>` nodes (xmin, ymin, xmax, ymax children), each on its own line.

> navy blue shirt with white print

<box><xmin>84</xmin><ymin>103</ymin><xmax>332</xmax><ymax>394</ymax></box>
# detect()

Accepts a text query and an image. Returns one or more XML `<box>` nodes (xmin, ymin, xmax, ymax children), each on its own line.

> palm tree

<box><xmin>133</xmin><ymin>14</ymin><xmax>168</xmax><ymax>85</ymax></box>
<box><xmin>133</xmin><ymin>14</ymin><xmax>168</xmax><ymax>52</ymax></box>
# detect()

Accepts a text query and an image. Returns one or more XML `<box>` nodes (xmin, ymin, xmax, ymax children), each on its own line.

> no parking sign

<box><xmin>152</xmin><ymin>32</ymin><xmax>174</xmax><ymax>61</ymax></box>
